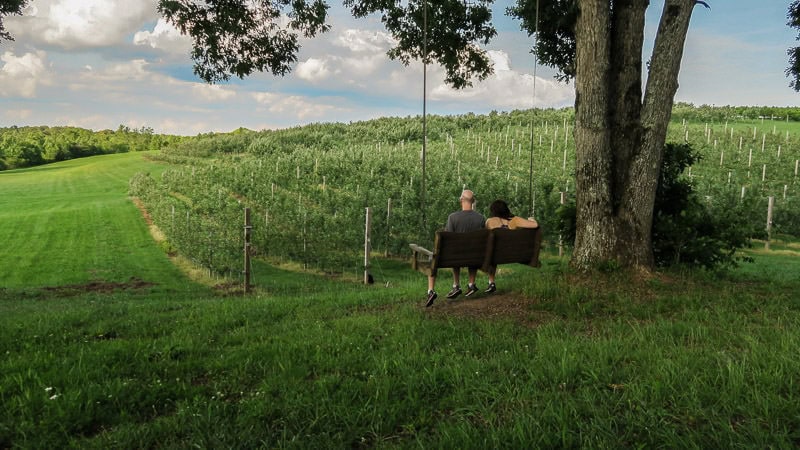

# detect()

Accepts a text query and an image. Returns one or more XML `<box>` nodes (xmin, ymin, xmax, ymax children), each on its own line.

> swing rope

<box><xmin>421</xmin><ymin>0</ymin><xmax>428</xmax><ymax>236</ymax></box>
<box><xmin>528</xmin><ymin>0</ymin><xmax>540</xmax><ymax>218</ymax></box>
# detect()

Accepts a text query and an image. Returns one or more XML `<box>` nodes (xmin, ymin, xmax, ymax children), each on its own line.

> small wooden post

<box><xmin>766</xmin><ymin>196</ymin><xmax>774</xmax><ymax>250</ymax></box>
<box><xmin>558</xmin><ymin>191</ymin><xmax>565</xmax><ymax>258</ymax></box>
<box><xmin>762</xmin><ymin>164</ymin><xmax>767</xmax><ymax>182</ymax></box>
<box><xmin>364</xmin><ymin>207</ymin><xmax>372</xmax><ymax>284</ymax></box>
<box><xmin>244</xmin><ymin>207</ymin><xmax>252</xmax><ymax>294</ymax></box>
<box><xmin>385</xmin><ymin>198</ymin><xmax>392</xmax><ymax>257</ymax></box>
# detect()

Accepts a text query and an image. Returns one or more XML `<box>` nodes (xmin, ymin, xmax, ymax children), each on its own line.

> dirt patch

<box><xmin>425</xmin><ymin>293</ymin><xmax>554</xmax><ymax>328</ymax></box>
<box><xmin>131</xmin><ymin>197</ymin><xmax>154</xmax><ymax>226</ymax></box>
<box><xmin>41</xmin><ymin>277</ymin><xmax>156</xmax><ymax>297</ymax></box>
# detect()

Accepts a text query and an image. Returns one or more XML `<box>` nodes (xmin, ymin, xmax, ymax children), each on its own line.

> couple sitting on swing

<box><xmin>425</xmin><ymin>189</ymin><xmax>539</xmax><ymax>307</ymax></box>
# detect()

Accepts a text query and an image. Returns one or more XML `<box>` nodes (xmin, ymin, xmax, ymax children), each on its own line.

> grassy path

<box><xmin>0</xmin><ymin>152</ymin><xmax>196</xmax><ymax>291</ymax></box>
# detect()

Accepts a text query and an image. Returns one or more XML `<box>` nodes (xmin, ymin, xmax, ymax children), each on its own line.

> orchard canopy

<box><xmin>154</xmin><ymin>0</ymin><xmax>718</xmax><ymax>271</ymax></box>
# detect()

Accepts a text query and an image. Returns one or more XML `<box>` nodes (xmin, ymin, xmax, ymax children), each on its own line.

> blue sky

<box><xmin>0</xmin><ymin>0</ymin><xmax>798</xmax><ymax>135</ymax></box>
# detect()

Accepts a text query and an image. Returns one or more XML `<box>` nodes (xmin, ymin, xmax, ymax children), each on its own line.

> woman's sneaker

<box><xmin>485</xmin><ymin>282</ymin><xmax>496</xmax><ymax>294</ymax></box>
<box><xmin>465</xmin><ymin>283</ymin><xmax>479</xmax><ymax>297</ymax></box>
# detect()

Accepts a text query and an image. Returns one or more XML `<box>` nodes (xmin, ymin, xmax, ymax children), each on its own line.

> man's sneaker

<box><xmin>425</xmin><ymin>290</ymin><xmax>438</xmax><ymax>307</ymax></box>
<box><xmin>485</xmin><ymin>282</ymin><xmax>496</xmax><ymax>294</ymax></box>
<box><xmin>446</xmin><ymin>286</ymin><xmax>462</xmax><ymax>299</ymax></box>
<box><xmin>465</xmin><ymin>283</ymin><xmax>479</xmax><ymax>297</ymax></box>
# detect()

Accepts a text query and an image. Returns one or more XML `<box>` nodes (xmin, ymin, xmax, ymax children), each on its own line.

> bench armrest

<box><xmin>409</xmin><ymin>244</ymin><xmax>433</xmax><ymax>273</ymax></box>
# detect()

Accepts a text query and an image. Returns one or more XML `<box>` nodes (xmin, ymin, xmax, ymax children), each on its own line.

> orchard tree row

<box><xmin>130</xmin><ymin>106</ymin><xmax>800</xmax><ymax>279</ymax></box>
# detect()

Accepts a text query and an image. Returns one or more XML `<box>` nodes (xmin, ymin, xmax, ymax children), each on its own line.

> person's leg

<box><xmin>465</xmin><ymin>268</ymin><xmax>479</xmax><ymax>296</ymax></box>
<box><xmin>468</xmin><ymin>268</ymin><xmax>477</xmax><ymax>286</ymax></box>
<box><xmin>485</xmin><ymin>267</ymin><xmax>497</xmax><ymax>293</ymax></box>
<box><xmin>426</xmin><ymin>274</ymin><xmax>438</xmax><ymax>306</ymax></box>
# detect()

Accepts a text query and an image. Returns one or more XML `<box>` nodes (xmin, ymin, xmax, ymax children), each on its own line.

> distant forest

<box><xmin>3</xmin><ymin>104</ymin><xmax>800</xmax><ymax>171</ymax></box>
<box><xmin>0</xmin><ymin>125</ymin><xmax>185</xmax><ymax>170</ymax></box>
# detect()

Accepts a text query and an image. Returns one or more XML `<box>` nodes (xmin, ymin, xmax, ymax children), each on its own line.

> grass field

<box><xmin>2</xmin><ymin>153</ymin><xmax>800</xmax><ymax>448</ymax></box>
<box><xmin>0</xmin><ymin>152</ymin><xmax>201</xmax><ymax>293</ymax></box>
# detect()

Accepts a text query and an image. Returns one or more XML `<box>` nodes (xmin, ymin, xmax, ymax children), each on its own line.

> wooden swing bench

<box><xmin>409</xmin><ymin>227</ymin><xmax>543</xmax><ymax>276</ymax></box>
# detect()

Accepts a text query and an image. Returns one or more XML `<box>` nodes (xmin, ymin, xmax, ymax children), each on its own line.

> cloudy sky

<box><xmin>1</xmin><ymin>1</ymin><xmax>798</xmax><ymax>135</ymax></box>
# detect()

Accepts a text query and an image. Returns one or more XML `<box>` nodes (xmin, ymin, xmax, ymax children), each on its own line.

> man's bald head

<box><xmin>459</xmin><ymin>190</ymin><xmax>476</xmax><ymax>210</ymax></box>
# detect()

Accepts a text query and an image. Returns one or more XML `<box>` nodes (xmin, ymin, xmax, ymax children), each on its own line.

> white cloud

<box><xmin>3</xmin><ymin>109</ymin><xmax>34</xmax><ymax>120</ymax></box>
<box><xmin>6</xmin><ymin>0</ymin><xmax>158</xmax><ymax>49</ymax></box>
<box><xmin>333</xmin><ymin>29</ymin><xmax>394</xmax><ymax>53</ymax></box>
<box><xmin>252</xmin><ymin>92</ymin><xmax>349</xmax><ymax>121</ymax></box>
<box><xmin>191</xmin><ymin>84</ymin><xmax>237</xmax><ymax>102</ymax></box>
<box><xmin>82</xmin><ymin>59</ymin><xmax>151</xmax><ymax>82</ymax></box>
<box><xmin>430</xmin><ymin>50</ymin><xmax>574</xmax><ymax>109</ymax></box>
<box><xmin>296</xmin><ymin>58</ymin><xmax>332</xmax><ymax>82</ymax></box>
<box><xmin>133</xmin><ymin>18</ymin><xmax>192</xmax><ymax>55</ymax></box>
<box><xmin>0</xmin><ymin>51</ymin><xmax>51</xmax><ymax>98</ymax></box>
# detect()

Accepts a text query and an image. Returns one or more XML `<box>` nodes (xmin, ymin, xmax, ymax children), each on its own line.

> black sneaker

<box><xmin>465</xmin><ymin>284</ymin><xmax>479</xmax><ymax>297</ymax></box>
<box><xmin>485</xmin><ymin>282</ymin><xmax>496</xmax><ymax>294</ymax></box>
<box><xmin>446</xmin><ymin>286</ymin><xmax>462</xmax><ymax>299</ymax></box>
<box><xmin>425</xmin><ymin>290</ymin><xmax>438</xmax><ymax>307</ymax></box>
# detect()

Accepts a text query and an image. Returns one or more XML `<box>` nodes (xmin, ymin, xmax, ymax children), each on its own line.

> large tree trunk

<box><xmin>571</xmin><ymin>0</ymin><xmax>697</xmax><ymax>271</ymax></box>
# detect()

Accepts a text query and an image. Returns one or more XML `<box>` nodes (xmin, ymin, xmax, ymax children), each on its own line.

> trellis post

<box><xmin>766</xmin><ymin>196</ymin><xmax>774</xmax><ymax>250</ymax></box>
<box><xmin>558</xmin><ymin>191</ymin><xmax>565</xmax><ymax>257</ymax></box>
<box><xmin>364</xmin><ymin>207</ymin><xmax>372</xmax><ymax>284</ymax></box>
<box><xmin>385</xmin><ymin>198</ymin><xmax>392</xmax><ymax>257</ymax></box>
<box><xmin>244</xmin><ymin>207</ymin><xmax>252</xmax><ymax>294</ymax></box>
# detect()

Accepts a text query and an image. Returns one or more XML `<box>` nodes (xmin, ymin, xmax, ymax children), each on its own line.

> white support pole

<box><xmin>762</xmin><ymin>164</ymin><xmax>767</xmax><ymax>182</ymax></box>
<box><xmin>385</xmin><ymin>198</ymin><xmax>392</xmax><ymax>257</ymax></box>
<box><xmin>766</xmin><ymin>196</ymin><xmax>774</xmax><ymax>250</ymax></box>
<box><xmin>244</xmin><ymin>208</ymin><xmax>252</xmax><ymax>294</ymax></box>
<box><xmin>364</xmin><ymin>207</ymin><xmax>372</xmax><ymax>284</ymax></box>
<box><xmin>741</xmin><ymin>186</ymin><xmax>746</xmax><ymax>199</ymax></box>
<box><xmin>559</xmin><ymin>191</ymin><xmax>565</xmax><ymax>257</ymax></box>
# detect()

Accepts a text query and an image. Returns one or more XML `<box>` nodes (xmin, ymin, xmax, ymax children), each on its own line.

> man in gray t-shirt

<box><xmin>426</xmin><ymin>189</ymin><xmax>486</xmax><ymax>307</ymax></box>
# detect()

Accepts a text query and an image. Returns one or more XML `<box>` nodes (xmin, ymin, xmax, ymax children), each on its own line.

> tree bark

<box><xmin>571</xmin><ymin>0</ymin><xmax>697</xmax><ymax>271</ymax></box>
<box><xmin>573</xmin><ymin>0</ymin><xmax>614</xmax><ymax>268</ymax></box>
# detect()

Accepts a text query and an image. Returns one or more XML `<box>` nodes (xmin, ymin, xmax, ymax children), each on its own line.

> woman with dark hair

<box><xmin>484</xmin><ymin>200</ymin><xmax>539</xmax><ymax>293</ymax></box>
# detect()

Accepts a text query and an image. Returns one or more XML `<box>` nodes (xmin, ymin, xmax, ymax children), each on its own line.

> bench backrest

<box><xmin>485</xmin><ymin>227</ymin><xmax>542</xmax><ymax>267</ymax></box>
<box><xmin>431</xmin><ymin>228</ymin><xmax>490</xmax><ymax>271</ymax></box>
<box><xmin>410</xmin><ymin>227</ymin><xmax>543</xmax><ymax>276</ymax></box>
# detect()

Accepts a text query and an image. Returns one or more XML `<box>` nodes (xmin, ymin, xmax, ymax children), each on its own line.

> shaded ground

<box><xmin>41</xmin><ymin>277</ymin><xmax>156</xmax><ymax>297</ymax></box>
<box><xmin>425</xmin><ymin>292</ymin><xmax>554</xmax><ymax>328</ymax></box>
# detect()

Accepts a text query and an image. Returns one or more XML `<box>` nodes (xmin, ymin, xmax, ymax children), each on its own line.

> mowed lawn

<box><xmin>0</xmin><ymin>152</ymin><xmax>193</xmax><ymax>291</ymax></box>
<box><xmin>3</xmin><ymin>152</ymin><xmax>800</xmax><ymax>448</ymax></box>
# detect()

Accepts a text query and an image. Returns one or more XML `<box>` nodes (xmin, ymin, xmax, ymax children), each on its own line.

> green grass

<box><xmin>0</xmin><ymin>152</ymin><xmax>200</xmax><ymax>293</ymax></box>
<box><xmin>3</xmin><ymin>154</ymin><xmax>800</xmax><ymax>448</ymax></box>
